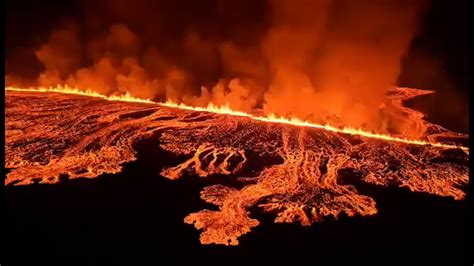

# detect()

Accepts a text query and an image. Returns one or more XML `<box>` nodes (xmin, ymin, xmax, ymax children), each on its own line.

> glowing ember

<box><xmin>5</xmin><ymin>88</ymin><xmax>468</xmax><ymax>246</ymax></box>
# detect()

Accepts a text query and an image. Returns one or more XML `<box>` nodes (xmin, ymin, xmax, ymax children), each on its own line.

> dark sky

<box><xmin>399</xmin><ymin>0</ymin><xmax>469</xmax><ymax>91</ymax></box>
<box><xmin>5</xmin><ymin>0</ymin><xmax>268</xmax><ymax>79</ymax></box>
<box><xmin>397</xmin><ymin>0</ymin><xmax>470</xmax><ymax>132</ymax></box>
<box><xmin>5</xmin><ymin>0</ymin><xmax>470</xmax><ymax>131</ymax></box>
<box><xmin>6</xmin><ymin>0</ymin><xmax>469</xmax><ymax>90</ymax></box>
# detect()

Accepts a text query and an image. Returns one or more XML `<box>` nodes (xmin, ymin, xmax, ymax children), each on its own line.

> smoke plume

<box><xmin>7</xmin><ymin>0</ymin><xmax>428</xmax><ymax>132</ymax></box>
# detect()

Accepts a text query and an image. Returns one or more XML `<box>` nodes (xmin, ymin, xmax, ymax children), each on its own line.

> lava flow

<box><xmin>6</xmin><ymin>86</ymin><xmax>468</xmax><ymax>151</ymax></box>
<box><xmin>5</xmin><ymin>87</ymin><xmax>469</xmax><ymax>246</ymax></box>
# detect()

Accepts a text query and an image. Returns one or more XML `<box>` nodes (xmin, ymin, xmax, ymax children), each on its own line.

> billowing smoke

<box><xmin>262</xmin><ymin>0</ymin><xmax>427</xmax><ymax>131</ymax></box>
<box><xmin>6</xmin><ymin>0</ymin><xmax>428</xmax><ymax>132</ymax></box>
<box><xmin>34</xmin><ymin>21</ymin><xmax>189</xmax><ymax>100</ymax></box>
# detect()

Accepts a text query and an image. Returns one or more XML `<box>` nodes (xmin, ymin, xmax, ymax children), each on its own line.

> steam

<box><xmin>262</xmin><ymin>0</ymin><xmax>427</xmax><ymax>130</ymax></box>
<box><xmin>7</xmin><ymin>0</ymin><xmax>428</xmax><ymax>132</ymax></box>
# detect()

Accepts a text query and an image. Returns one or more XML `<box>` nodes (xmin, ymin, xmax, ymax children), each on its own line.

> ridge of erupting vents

<box><xmin>5</xmin><ymin>89</ymin><xmax>469</xmax><ymax>245</ymax></box>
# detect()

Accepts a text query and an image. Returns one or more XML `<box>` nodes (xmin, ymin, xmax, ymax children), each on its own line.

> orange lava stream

<box><xmin>6</xmin><ymin>85</ymin><xmax>468</xmax><ymax>152</ymax></box>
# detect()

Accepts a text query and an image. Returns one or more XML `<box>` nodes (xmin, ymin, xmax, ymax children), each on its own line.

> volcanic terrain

<box><xmin>5</xmin><ymin>88</ymin><xmax>469</xmax><ymax>245</ymax></box>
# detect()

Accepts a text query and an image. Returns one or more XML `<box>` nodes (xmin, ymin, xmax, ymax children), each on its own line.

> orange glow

<box><xmin>5</xmin><ymin>85</ymin><xmax>469</xmax><ymax>245</ymax></box>
<box><xmin>6</xmin><ymin>85</ymin><xmax>468</xmax><ymax>152</ymax></box>
<box><xmin>6</xmin><ymin>85</ymin><xmax>155</xmax><ymax>104</ymax></box>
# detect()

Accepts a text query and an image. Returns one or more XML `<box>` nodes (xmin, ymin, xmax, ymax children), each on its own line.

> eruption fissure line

<box><xmin>6</xmin><ymin>85</ymin><xmax>468</xmax><ymax>152</ymax></box>
<box><xmin>6</xmin><ymin>86</ymin><xmax>155</xmax><ymax>104</ymax></box>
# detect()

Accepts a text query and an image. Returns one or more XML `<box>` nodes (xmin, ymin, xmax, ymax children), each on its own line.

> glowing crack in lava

<box><xmin>5</xmin><ymin>87</ymin><xmax>469</xmax><ymax>246</ymax></box>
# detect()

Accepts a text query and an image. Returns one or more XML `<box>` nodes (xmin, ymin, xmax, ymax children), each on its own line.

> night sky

<box><xmin>6</xmin><ymin>0</ymin><xmax>470</xmax><ymax>132</ymax></box>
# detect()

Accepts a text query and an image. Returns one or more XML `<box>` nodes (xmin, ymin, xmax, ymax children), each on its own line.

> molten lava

<box><xmin>5</xmin><ymin>86</ymin><xmax>469</xmax><ymax>246</ymax></box>
<box><xmin>5</xmin><ymin>86</ymin><xmax>468</xmax><ymax>151</ymax></box>
<box><xmin>6</xmin><ymin>85</ymin><xmax>155</xmax><ymax>104</ymax></box>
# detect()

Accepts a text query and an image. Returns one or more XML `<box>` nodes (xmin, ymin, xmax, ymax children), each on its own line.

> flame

<box><xmin>5</xmin><ymin>85</ymin><xmax>155</xmax><ymax>104</ymax></box>
<box><xmin>5</xmin><ymin>85</ymin><xmax>468</xmax><ymax>152</ymax></box>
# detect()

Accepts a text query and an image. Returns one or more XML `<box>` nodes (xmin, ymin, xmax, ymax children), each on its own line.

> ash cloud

<box><xmin>7</xmin><ymin>0</ymin><xmax>428</xmax><ymax>131</ymax></box>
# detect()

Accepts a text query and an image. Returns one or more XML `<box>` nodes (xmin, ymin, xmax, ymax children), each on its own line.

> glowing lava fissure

<box><xmin>5</xmin><ymin>89</ymin><xmax>469</xmax><ymax>245</ymax></box>
<box><xmin>5</xmin><ymin>86</ymin><xmax>468</xmax><ymax>152</ymax></box>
